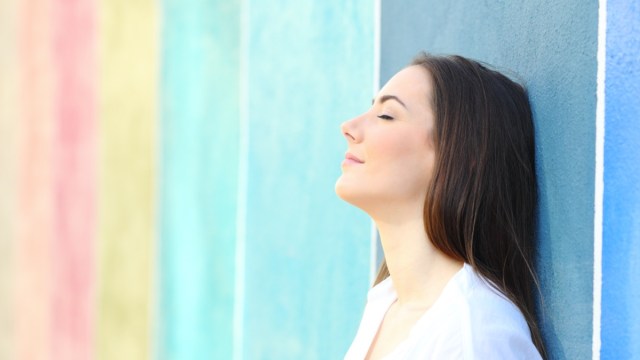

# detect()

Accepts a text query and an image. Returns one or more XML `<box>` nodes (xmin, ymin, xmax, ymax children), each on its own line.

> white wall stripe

<box><xmin>373</xmin><ymin>0</ymin><xmax>380</xmax><ymax>97</ymax></box>
<box><xmin>233</xmin><ymin>0</ymin><xmax>249</xmax><ymax>358</ymax></box>
<box><xmin>369</xmin><ymin>0</ymin><xmax>382</xmax><ymax>285</ymax></box>
<box><xmin>593</xmin><ymin>0</ymin><xmax>607</xmax><ymax>358</ymax></box>
<box><xmin>369</xmin><ymin>221</ymin><xmax>380</xmax><ymax>284</ymax></box>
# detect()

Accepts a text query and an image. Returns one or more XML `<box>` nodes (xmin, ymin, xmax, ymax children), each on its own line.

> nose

<box><xmin>341</xmin><ymin>115</ymin><xmax>361</xmax><ymax>143</ymax></box>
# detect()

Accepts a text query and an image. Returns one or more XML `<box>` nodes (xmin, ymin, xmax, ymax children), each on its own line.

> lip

<box><xmin>343</xmin><ymin>152</ymin><xmax>364</xmax><ymax>166</ymax></box>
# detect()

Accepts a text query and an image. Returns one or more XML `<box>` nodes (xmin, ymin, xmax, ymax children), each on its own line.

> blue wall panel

<box><xmin>601</xmin><ymin>0</ymin><xmax>640</xmax><ymax>358</ymax></box>
<box><xmin>160</xmin><ymin>1</ymin><xmax>240</xmax><ymax>358</ymax></box>
<box><xmin>242</xmin><ymin>2</ymin><xmax>373</xmax><ymax>359</ymax></box>
<box><xmin>380</xmin><ymin>1</ymin><xmax>597</xmax><ymax>358</ymax></box>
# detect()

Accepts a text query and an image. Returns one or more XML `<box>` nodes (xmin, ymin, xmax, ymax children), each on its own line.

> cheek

<box><xmin>369</xmin><ymin>131</ymin><xmax>433</xmax><ymax>174</ymax></box>
<box><xmin>367</xmin><ymin>130</ymin><xmax>435</xmax><ymax>195</ymax></box>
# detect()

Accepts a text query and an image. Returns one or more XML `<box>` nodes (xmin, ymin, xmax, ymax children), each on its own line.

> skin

<box><xmin>335</xmin><ymin>65</ymin><xmax>463</xmax><ymax>359</ymax></box>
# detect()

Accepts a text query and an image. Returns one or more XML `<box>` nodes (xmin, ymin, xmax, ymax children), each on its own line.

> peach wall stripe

<box><xmin>16</xmin><ymin>0</ymin><xmax>55</xmax><ymax>358</ymax></box>
<box><xmin>0</xmin><ymin>0</ymin><xmax>19</xmax><ymax>358</ymax></box>
<box><xmin>96</xmin><ymin>0</ymin><xmax>158</xmax><ymax>358</ymax></box>
<box><xmin>50</xmin><ymin>0</ymin><xmax>98</xmax><ymax>359</ymax></box>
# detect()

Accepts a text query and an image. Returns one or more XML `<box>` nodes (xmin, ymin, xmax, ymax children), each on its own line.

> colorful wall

<box><xmin>0</xmin><ymin>0</ymin><xmax>637</xmax><ymax>359</ymax></box>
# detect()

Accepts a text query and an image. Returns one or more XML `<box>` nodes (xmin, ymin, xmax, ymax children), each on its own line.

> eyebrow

<box><xmin>372</xmin><ymin>95</ymin><xmax>408</xmax><ymax>109</ymax></box>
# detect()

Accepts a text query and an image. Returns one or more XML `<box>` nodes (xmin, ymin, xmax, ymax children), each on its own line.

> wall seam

<box><xmin>593</xmin><ymin>0</ymin><xmax>607</xmax><ymax>358</ymax></box>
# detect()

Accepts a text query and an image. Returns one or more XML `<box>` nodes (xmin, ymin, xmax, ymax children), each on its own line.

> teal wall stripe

<box><xmin>380</xmin><ymin>1</ymin><xmax>598</xmax><ymax>358</ymax></box>
<box><xmin>241</xmin><ymin>2</ymin><xmax>373</xmax><ymax>358</ymax></box>
<box><xmin>160</xmin><ymin>1</ymin><xmax>240</xmax><ymax>358</ymax></box>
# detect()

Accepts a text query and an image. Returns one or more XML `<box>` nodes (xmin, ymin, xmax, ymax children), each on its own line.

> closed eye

<box><xmin>377</xmin><ymin>114</ymin><xmax>394</xmax><ymax>121</ymax></box>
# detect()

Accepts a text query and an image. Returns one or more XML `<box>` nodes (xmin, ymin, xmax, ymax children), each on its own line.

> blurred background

<box><xmin>0</xmin><ymin>0</ymin><xmax>638</xmax><ymax>359</ymax></box>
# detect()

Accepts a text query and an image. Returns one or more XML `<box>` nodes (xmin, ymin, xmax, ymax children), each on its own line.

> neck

<box><xmin>374</xmin><ymin>215</ymin><xmax>463</xmax><ymax>309</ymax></box>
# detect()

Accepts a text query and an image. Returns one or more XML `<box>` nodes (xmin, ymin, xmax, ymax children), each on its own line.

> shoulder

<box><xmin>451</xmin><ymin>264</ymin><xmax>542</xmax><ymax>359</ymax></box>
<box><xmin>407</xmin><ymin>264</ymin><xmax>541</xmax><ymax>359</ymax></box>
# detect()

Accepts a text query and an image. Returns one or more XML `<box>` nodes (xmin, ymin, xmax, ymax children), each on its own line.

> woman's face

<box><xmin>335</xmin><ymin>65</ymin><xmax>437</xmax><ymax>217</ymax></box>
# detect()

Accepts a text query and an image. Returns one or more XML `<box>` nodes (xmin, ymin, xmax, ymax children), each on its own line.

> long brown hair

<box><xmin>374</xmin><ymin>53</ymin><xmax>546</xmax><ymax>358</ymax></box>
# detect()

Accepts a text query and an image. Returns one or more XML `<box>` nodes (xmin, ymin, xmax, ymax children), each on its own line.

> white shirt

<box><xmin>344</xmin><ymin>263</ymin><xmax>542</xmax><ymax>359</ymax></box>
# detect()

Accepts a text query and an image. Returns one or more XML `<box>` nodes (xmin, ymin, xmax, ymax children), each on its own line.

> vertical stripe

<box><xmin>160</xmin><ymin>1</ymin><xmax>240</xmax><ymax>358</ymax></box>
<box><xmin>593</xmin><ymin>0</ymin><xmax>607</xmax><ymax>358</ymax></box>
<box><xmin>373</xmin><ymin>0</ymin><xmax>381</xmax><ymax>94</ymax></box>
<box><xmin>97</xmin><ymin>0</ymin><xmax>158</xmax><ymax>358</ymax></box>
<box><xmin>369</xmin><ymin>0</ymin><xmax>382</xmax><ymax>284</ymax></box>
<box><xmin>372</xmin><ymin>0</ymin><xmax>381</xmax><ymax>105</ymax></box>
<box><xmin>369</xmin><ymin>222</ymin><xmax>380</xmax><ymax>284</ymax></box>
<box><xmin>50</xmin><ymin>0</ymin><xmax>97</xmax><ymax>358</ymax></box>
<box><xmin>601</xmin><ymin>0</ymin><xmax>640</xmax><ymax>358</ymax></box>
<box><xmin>242</xmin><ymin>1</ymin><xmax>373</xmax><ymax>358</ymax></box>
<box><xmin>0</xmin><ymin>0</ymin><xmax>19</xmax><ymax>357</ymax></box>
<box><xmin>16</xmin><ymin>0</ymin><xmax>54</xmax><ymax>358</ymax></box>
<box><xmin>234</xmin><ymin>0</ymin><xmax>249</xmax><ymax>358</ymax></box>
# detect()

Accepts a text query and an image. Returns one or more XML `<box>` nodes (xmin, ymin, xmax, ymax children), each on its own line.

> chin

<box><xmin>335</xmin><ymin>177</ymin><xmax>373</xmax><ymax>212</ymax></box>
<box><xmin>335</xmin><ymin>176</ymin><xmax>358</xmax><ymax>203</ymax></box>
<box><xmin>334</xmin><ymin>176</ymin><xmax>350</xmax><ymax>201</ymax></box>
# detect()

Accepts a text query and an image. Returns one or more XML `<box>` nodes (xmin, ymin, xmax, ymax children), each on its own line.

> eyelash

<box><xmin>377</xmin><ymin>114</ymin><xmax>394</xmax><ymax>121</ymax></box>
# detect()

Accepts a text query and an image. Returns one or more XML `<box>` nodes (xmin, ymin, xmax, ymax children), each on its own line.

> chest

<box><xmin>365</xmin><ymin>304</ymin><xmax>427</xmax><ymax>359</ymax></box>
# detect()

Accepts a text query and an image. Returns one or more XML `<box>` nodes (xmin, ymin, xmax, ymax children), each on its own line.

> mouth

<box><xmin>343</xmin><ymin>152</ymin><xmax>364</xmax><ymax>165</ymax></box>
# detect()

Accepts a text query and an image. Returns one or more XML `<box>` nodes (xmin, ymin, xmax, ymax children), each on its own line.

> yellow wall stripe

<box><xmin>97</xmin><ymin>0</ymin><xmax>158</xmax><ymax>358</ymax></box>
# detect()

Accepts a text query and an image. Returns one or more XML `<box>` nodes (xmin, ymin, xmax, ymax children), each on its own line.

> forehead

<box><xmin>378</xmin><ymin>65</ymin><xmax>432</xmax><ymax>106</ymax></box>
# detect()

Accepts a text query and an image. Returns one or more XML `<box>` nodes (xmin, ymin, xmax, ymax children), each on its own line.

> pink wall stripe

<box><xmin>16</xmin><ymin>0</ymin><xmax>55</xmax><ymax>358</ymax></box>
<box><xmin>51</xmin><ymin>0</ymin><xmax>97</xmax><ymax>359</ymax></box>
<box><xmin>0</xmin><ymin>0</ymin><xmax>19</xmax><ymax>358</ymax></box>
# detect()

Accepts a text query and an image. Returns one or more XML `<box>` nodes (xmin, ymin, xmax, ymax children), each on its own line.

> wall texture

<box><xmin>241</xmin><ymin>2</ymin><xmax>372</xmax><ymax>358</ymax></box>
<box><xmin>0</xmin><ymin>0</ymin><xmax>18</xmax><ymax>357</ymax></box>
<box><xmin>160</xmin><ymin>1</ymin><xmax>240</xmax><ymax>358</ymax></box>
<box><xmin>159</xmin><ymin>1</ymin><xmax>375</xmax><ymax>359</ymax></box>
<box><xmin>98</xmin><ymin>0</ymin><xmax>157</xmax><ymax>358</ymax></box>
<box><xmin>601</xmin><ymin>0</ymin><xmax>640</xmax><ymax>358</ymax></box>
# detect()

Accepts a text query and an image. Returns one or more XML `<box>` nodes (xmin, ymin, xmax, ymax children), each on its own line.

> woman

<box><xmin>336</xmin><ymin>53</ymin><xmax>546</xmax><ymax>359</ymax></box>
